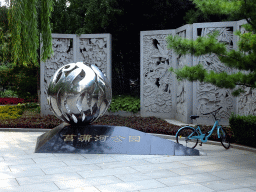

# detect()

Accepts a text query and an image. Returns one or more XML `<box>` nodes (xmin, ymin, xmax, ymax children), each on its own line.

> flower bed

<box><xmin>0</xmin><ymin>98</ymin><xmax>38</xmax><ymax>105</ymax></box>
<box><xmin>0</xmin><ymin>98</ymin><xmax>24</xmax><ymax>105</ymax></box>
<box><xmin>0</xmin><ymin>105</ymin><xmax>24</xmax><ymax>120</ymax></box>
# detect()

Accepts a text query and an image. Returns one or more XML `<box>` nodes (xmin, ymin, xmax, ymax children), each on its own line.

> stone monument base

<box><xmin>35</xmin><ymin>123</ymin><xmax>199</xmax><ymax>156</ymax></box>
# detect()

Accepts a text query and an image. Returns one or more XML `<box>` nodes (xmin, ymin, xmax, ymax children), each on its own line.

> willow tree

<box><xmin>166</xmin><ymin>0</ymin><xmax>256</xmax><ymax>96</ymax></box>
<box><xmin>3</xmin><ymin>0</ymin><xmax>54</xmax><ymax>66</ymax></box>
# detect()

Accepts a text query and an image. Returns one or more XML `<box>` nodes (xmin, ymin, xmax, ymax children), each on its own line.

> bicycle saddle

<box><xmin>190</xmin><ymin>115</ymin><xmax>199</xmax><ymax>120</ymax></box>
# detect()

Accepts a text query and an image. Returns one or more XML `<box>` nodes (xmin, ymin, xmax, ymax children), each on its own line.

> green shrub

<box><xmin>0</xmin><ymin>89</ymin><xmax>18</xmax><ymax>98</ymax></box>
<box><xmin>0</xmin><ymin>105</ymin><xmax>24</xmax><ymax>120</ymax></box>
<box><xmin>108</xmin><ymin>95</ymin><xmax>140</xmax><ymax>113</ymax></box>
<box><xmin>0</xmin><ymin>63</ymin><xmax>38</xmax><ymax>100</ymax></box>
<box><xmin>229</xmin><ymin>113</ymin><xmax>256</xmax><ymax>147</ymax></box>
<box><xmin>17</xmin><ymin>102</ymin><xmax>40</xmax><ymax>114</ymax></box>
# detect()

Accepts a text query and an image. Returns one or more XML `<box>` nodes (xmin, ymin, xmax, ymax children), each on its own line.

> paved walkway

<box><xmin>0</xmin><ymin>130</ymin><xmax>256</xmax><ymax>192</ymax></box>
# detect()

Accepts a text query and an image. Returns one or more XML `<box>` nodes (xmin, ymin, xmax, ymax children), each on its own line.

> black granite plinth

<box><xmin>35</xmin><ymin>123</ymin><xmax>199</xmax><ymax>156</ymax></box>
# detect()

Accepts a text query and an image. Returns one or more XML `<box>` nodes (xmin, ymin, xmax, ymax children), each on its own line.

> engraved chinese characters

<box><xmin>47</xmin><ymin>62</ymin><xmax>112</xmax><ymax>124</ymax></box>
<box><xmin>62</xmin><ymin>134</ymin><xmax>140</xmax><ymax>143</ymax></box>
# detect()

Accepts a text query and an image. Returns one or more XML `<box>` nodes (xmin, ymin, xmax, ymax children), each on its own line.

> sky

<box><xmin>0</xmin><ymin>0</ymin><xmax>9</xmax><ymax>7</ymax></box>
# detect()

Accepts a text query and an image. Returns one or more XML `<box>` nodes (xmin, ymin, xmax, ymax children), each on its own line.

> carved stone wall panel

<box><xmin>192</xmin><ymin>22</ymin><xmax>237</xmax><ymax>125</ymax></box>
<box><xmin>76</xmin><ymin>34</ymin><xmax>112</xmax><ymax>81</ymax></box>
<box><xmin>140</xmin><ymin>30</ymin><xmax>176</xmax><ymax>118</ymax></box>
<box><xmin>40</xmin><ymin>34</ymin><xmax>76</xmax><ymax>116</ymax></box>
<box><xmin>175</xmin><ymin>24</ymin><xmax>193</xmax><ymax>123</ymax></box>
<box><xmin>40</xmin><ymin>33</ymin><xmax>112</xmax><ymax>116</ymax></box>
<box><xmin>236</xmin><ymin>19</ymin><xmax>255</xmax><ymax>115</ymax></box>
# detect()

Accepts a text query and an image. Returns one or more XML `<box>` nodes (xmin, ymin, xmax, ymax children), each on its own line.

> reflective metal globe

<box><xmin>47</xmin><ymin>62</ymin><xmax>112</xmax><ymax>124</ymax></box>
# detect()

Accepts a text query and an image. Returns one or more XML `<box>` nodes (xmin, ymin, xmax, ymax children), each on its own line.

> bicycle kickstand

<box><xmin>199</xmin><ymin>142</ymin><xmax>203</xmax><ymax>146</ymax></box>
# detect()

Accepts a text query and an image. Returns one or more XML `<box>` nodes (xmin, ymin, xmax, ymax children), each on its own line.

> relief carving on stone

<box><xmin>237</xmin><ymin>24</ymin><xmax>256</xmax><ymax>115</ymax></box>
<box><xmin>42</xmin><ymin>38</ymin><xmax>74</xmax><ymax>113</ymax></box>
<box><xmin>176</xmin><ymin>30</ymin><xmax>187</xmax><ymax>118</ymax></box>
<box><xmin>143</xmin><ymin>34</ymin><xmax>172</xmax><ymax>113</ymax></box>
<box><xmin>195</xmin><ymin>27</ymin><xmax>234</xmax><ymax>122</ymax></box>
<box><xmin>78</xmin><ymin>38</ymin><xmax>107</xmax><ymax>75</ymax></box>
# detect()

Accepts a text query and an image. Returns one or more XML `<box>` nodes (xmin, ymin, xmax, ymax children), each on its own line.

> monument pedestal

<box><xmin>35</xmin><ymin>123</ymin><xmax>199</xmax><ymax>156</ymax></box>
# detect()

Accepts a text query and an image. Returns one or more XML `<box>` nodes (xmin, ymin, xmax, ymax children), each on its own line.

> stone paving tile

<box><xmin>0</xmin><ymin>182</ymin><xmax>59</xmax><ymax>192</ymax></box>
<box><xmin>0</xmin><ymin>141</ymin><xmax>19</xmax><ymax>145</ymax></box>
<box><xmin>95</xmin><ymin>154</ymin><xmax>162</xmax><ymax>161</ymax></box>
<box><xmin>170</xmin><ymin>165</ymin><xmax>213</xmax><ymax>176</ymax></box>
<box><xmin>81</xmin><ymin>154</ymin><xmax>119</xmax><ymax>159</ymax></box>
<box><xmin>173</xmin><ymin>172</ymin><xmax>223</xmax><ymax>183</ymax></box>
<box><xmin>54</xmin><ymin>176</ymin><xmax>123</xmax><ymax>190</ymax></box>
<box><xmin>135</xmin><ymin>187</ymin><xmax>178</xmax><ymax>192</ymax></box>
<box><xmin>130</xmin><ymin>162</ymin><xmax>188</xmax><ymax>173</ymax></box>
<box><xmin>42</xmin><ymin>164</ymin><xmax>102</xmax><ymax>175</ymax></box>
<box><xmin>16</xmin><ymin>172</ymin><xmax>83</xmax><ymax>186</ymax></box>
<box><xmin>0</xmin><ymin>165</ymin><xmax>10</xmax><ymax>172</ymax></box>
<box><xmin>209</xmin><ymin>168</ymin><xmax>256</xmax><ymax>179</ymax></box>
<box><xmin>2</xmin><ymin>168</ymin><xmax>45</xmax><ymax>179</ymax></box>
<box><xmin>226</xmin><ymin>153</ymin><xmax>256</xmax><ymax>162</ymax></box>
<box><xmin>155</xmin><ymin>175</ymin><xmax>197</xmax><ymax>186</ymax></box>
<box><xmin>249</xmin><ymin>187</ymin><xmax>256</xmax><ymax>191</ymax></box>
<box><xmin>0</xmin><ymin>158</ymin><xmax>35</xmax><ymax>166</ymax></box>
<box><xmin>1</xmin><ymin>151</ymin><xmax>28</xmax><ymax>156</ymax></box>
<box><xmin>115</xmin><ymin>169</ymin><xmax>179</xmax><ymax>182</ymax></box>
<box><xmin>145</xmin><ymin>156</ymin><xmax>195</xmax><ymax>163</ymax></box>
<box><xmin>95</xmin><ymin>179</ymin><xmax>167</xmax><ymax>192</ymax></box>
<box><xmin>140</xmin><ymin>183</ymin><xmax>214</xmax><ymax>192</ymax></box>
<box><xmin>9</xmin><ymin>161</ymin><xmax>68</xmax><ymax>172</ymax></box>
<box><xmin>0</xmin><ymin>178</ymin><xmax>19</xmax><ymax>188</ymax></box>
<box><xmin>177</xmin><ymin>159</ymin><xmax>220</xmax><ymax>167</ymax></box>
<box><xmin>77</xmin><ymin>167</ymin><xmax>138</xmax><ymax>178</ymax></box>
<box><xmin>227</xmin><ymin>176</ymin><xmax>256</xmax><ymax>188</ymax></box>
<box><xmin>3</xmin><ymin>153</ymin><xmax>55</xmax><ymax>161</ymax></box>
<box><xmin>32</xmin><ymin>156</ymin><xmax>68</xmax><ymax>164</ymax></box>
<box><xmin>62</xmin><ymin>156</ymin><xmax>118</xmax><ymax>166</ymax></box>
<box><xmin>221</xmin><ymin>161</ymin><xmax>256</xmax><ymax>171</ymax></box>
<box><xmin>50</xmin><ymin>186</ymin><xmax>101</xmax><ymax>192</ymax></box>
<box><xmin>95</xmin><ymin>159</ymin><xmax>152</xmax><ymax>169</ymax></box>
<box><xmin>200</xmin><ymin>179</ymin><xmax>250</xmax><ymax>191</ymax></box>
<box><xmin>33</xmin><ymin>154</ymin><xmax>87</xmax><ymax>162</ymax></box>
<box><xmin>218</xmin><ymin>188</ymin><xmax>256</xmax><ymax>192</ymax></box>
<box><xmin>52</xmin><ymin>153</ymin><xmax>87</xmax><ymax>159</ymax></box>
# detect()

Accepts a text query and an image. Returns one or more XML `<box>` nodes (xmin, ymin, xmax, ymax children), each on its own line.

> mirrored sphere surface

<box><xmin>47</xmin><ymin>62</ymin><xmax>112</xmax><ymax>124</ymax></box>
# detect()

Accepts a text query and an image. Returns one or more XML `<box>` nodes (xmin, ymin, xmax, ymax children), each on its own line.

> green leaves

<box><xmin>6</xmin><ymin>0</ymin><xmax>54</xmax><ymax>66</ymax></box>
<box><xmin>166</xmin><ymin>0</ymin><xmax>256</xmax><ymax>97</ymax></box>
<box><xmin>166</xmin><ymin>30</ymin><xmax>227</xmax><ymax>57</ymax></box>
<box><xmin>108</xmin><ymin>95</ymin><xmax>140</xmax><ymax>113</ymax></box>
<box><xmin>191</xmin><ymin>0</ymin><xmax>242</xmax><ymax>15</ymax></box>
<box><xmin>40</xmin><ymin>0</ymin><xmax>54</xmax><ymax>63</ymax></box>
<box><xmin>169</xmin><ymin>64</ymin><xmax>207</xmax><ymax>82</ymax></box>
<box><xmin>83</xmin><ymin>0</ymin><xmax>122</xmax><ymax>34</ymax></box>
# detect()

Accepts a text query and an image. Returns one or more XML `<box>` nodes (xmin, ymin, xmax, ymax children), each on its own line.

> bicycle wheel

<box><xmin>219</xmin><ymin>127</ymin><xmax>230</xmax><ymax>149</ymax></box>
<box><xmin>176</xmin><ymin>127</ymin><xmax>198</xmax><ymax>149</ymax></box>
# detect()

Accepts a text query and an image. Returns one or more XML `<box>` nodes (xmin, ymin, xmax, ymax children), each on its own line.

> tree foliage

<box><xmin>2</xmin><ymin>0</ymin><xmax>54</xmax><ymax>67</ymax></box>
<box><xmin>47</xmin><ymin>0</ymin><xmax>198</xmax><ymax>96</ymax></box>
<box><xmin>167</xmin><ymin>0</ymin><xmax>256</xmax><ymax>96</ymax></box>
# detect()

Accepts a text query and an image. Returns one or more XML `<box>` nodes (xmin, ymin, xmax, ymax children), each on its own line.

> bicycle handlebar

<box><xmin>202</xmin><ymin>107</ymin><xmax>222</xmax><ymax>116</ymax></box>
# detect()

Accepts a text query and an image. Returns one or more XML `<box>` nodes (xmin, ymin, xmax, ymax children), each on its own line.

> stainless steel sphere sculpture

<box><xmin>47</xmin><ymin>62</ymin><xmax>112</xmax><ymax>124</ymax></box>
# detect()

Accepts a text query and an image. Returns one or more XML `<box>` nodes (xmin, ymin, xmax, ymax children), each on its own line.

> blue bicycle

<box><xmin>176</xmin><ymin>107</ymin><xmax>230</xmax><ymax>149</ymax></box>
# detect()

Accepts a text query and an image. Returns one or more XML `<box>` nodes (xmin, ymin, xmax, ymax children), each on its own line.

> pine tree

<box><xmin>166</xmin><ymin>0</ymin><xmax>256</xmax><ymax>96</ymax></box>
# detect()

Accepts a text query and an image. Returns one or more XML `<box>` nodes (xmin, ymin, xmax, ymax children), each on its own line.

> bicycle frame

<box><xmin>186</xmin><ymin>119</ymin><xmax>223</xmax><ymax>143</ymax></box>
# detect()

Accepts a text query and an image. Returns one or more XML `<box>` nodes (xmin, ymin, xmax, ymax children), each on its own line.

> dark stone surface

<box><xmin>35</xmin><ymin>123</ymin><xmax>200</xmax><ymax>156</ymax></box>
